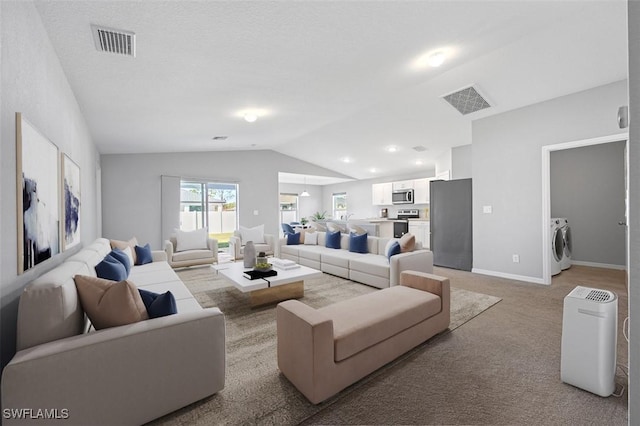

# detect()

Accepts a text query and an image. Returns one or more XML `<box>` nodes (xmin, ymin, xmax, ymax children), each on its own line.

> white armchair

<box><xmin>165</xmin><ymin>234</ymin><xmax>218</xmax><ymax>268</ymax></box>
<box><xmin>229</xmin><ymin>229</ymin><xmax>276</xmax><ymax>260</ymax></box>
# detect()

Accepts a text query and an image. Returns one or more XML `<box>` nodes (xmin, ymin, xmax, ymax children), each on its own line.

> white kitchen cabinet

<box><xmin>435</xmin><ymin>170</ymin><xmax>450</xmax><ymax>181</ymax></box>
<box><xmin>413</xmin><ymin>178</ymin><xmax>430</xmax><ymax>204</ymax></box>
<box><xmin>392</xmin><ymin>179</ymin><xmax>414</xmax><ymax>190</ymax></box>
<box><xmin>371</xmin><ymin>182</ymin><xmax>393</xmax><ymax>205</ymax></box>
<box><xmin>408</xmin><ymin>220</ymin><xmax>430</xmax><ymax>249</ymax></box>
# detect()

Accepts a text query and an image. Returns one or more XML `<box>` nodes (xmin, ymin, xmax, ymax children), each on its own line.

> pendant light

<box><xmin>301</xmin><ymin>176</ymin><xmax>310</xmax><ymax>197</ymax></box>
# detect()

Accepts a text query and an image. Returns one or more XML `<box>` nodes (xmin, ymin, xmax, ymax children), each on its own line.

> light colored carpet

<box><xmin>149</xmin><ymin>267</ymin><xmax>501</xmax><ymax>426</ymax></box>
<box><xmin>301</xmin><ymin>266</ymin><xmax>629</xmax><ymax>425</ymax></box>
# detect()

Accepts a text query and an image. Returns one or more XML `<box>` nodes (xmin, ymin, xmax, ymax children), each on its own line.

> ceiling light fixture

<box><xmin>427</xmin><ymin>51</ymin><xmax>445</xmax><ymax>67</ymax></box>
<box><xmin>386</xmin><ymin>145</ymin><xmax>398</xmax><ymax>153</ymax></box>
<box><xmin>244</xmin><ymin>113</ymin><xmax>258</xmax><ymax>123</ymax></box>
<box><xmin>415</xmin><ymin>160</ymin><xmax>424</xmax><ymax>166</ymax></box>
<box><xmin>341</xmin><ymin>157</ymin><xmax>353</xmax><ymax>163</ymax></box>
<box><xmin>369</xmin><ymin>168</ymin><xmax>377</xmax><ymax>173</ymax></box>
<box><xmin>301</xmin><ymin>176</ymin><xmax>310</xmax><ymax>197</ymax></box>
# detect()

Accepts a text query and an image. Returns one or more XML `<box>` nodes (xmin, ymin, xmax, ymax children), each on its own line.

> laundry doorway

<box><xmin>542</xmin><ymin>133</ymin><xmax>629</xmax><ymax>284</ymax></box>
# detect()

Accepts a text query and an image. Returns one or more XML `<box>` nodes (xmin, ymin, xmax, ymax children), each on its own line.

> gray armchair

<box><xmin>165</xmin><ymin>235</ymin><xmax>218</xmax><ymax>268</ymax></box>
<box><xmin>229</xmin><ymin>230</ymin><xmax>276</xmax><ymax>260</ymax></box>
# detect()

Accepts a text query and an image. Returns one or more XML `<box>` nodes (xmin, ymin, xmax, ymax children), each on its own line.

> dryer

<box><xmin>551</xmin><ymin>219</ymin><xmax>563</xmax><ymax>276</ymax></box>
<box><xmin>560</xmin><ymin>218</ymin><xmax>572</xmax><ymax>270</ymax></box>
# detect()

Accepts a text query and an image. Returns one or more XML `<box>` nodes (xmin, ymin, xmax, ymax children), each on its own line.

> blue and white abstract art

<box><xmin>18</xmin><ymin>113</ymin><xmax>60</xmax><ymax>273</ymax></box>
<box><xmin>62</xmin><ymin>154</ymin><xmax>80</xmax><ymax>250</ymax></box>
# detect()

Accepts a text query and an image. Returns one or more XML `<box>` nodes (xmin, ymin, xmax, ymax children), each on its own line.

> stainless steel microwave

<box><xmin>392</xmin><ymin>189</ymin><xmax>414</xmax><ymax>204</ymax></box>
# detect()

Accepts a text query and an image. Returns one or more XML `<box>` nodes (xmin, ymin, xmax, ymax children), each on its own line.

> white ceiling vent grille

<box><xmin>441</xmin><ymin>85</ymin><xmax>491</xmax><ymax>115</ymax></box>
<box><xmin>91</xmin><ymin>24</ymin><xmax>136</xmax><ymax>57</ymax></box>
<box><xmin>412</xmin><ymin>145</ymin><xmax>428</xmax><ymax>152</ymax></box>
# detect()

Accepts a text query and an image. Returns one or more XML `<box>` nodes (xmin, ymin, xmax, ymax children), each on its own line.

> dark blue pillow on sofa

<box><xmin>287</xmin><ymin>232</ymin><xmax>301</xmax><ymax>245</ymax></box>
<box><xmin>138</xmin><ymin>289</ymin><xmax>178</xmax><ymax>319</ymax></box>
<box><xmin>387</xmin><ymin>241</ymin><xmax>401</xmax><ymax>260</ymax></box>
<box><xmin>349</xmin><ymin>232</ymin><xmax>368</xmax><ymax>254</ymax></box>
<box><xmin>109</xmin><ymin>248</ymin><xmax>131</xmax><ymax>276</ymax></box>
<box><xmin>326</xmin><ymin>231</ymin><xmax>341</xmax><ymax>249</ymax></box>
<box><xmin>135</xmin><ymin>243</ymin><xmax>153</xmax><ymax>265</ymax></box>
<box><xmin>95</xmin><ymin>254</ymin><xmax>128</xmax><ymax>281</ymax></box>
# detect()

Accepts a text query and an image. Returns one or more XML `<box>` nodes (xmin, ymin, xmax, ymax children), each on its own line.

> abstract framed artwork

<box><xmin>16</xmin><ymin>113</ymin><xmax>60</xmax><ymax>274</ymax></box>
<box><xmin>62</xmin><ymin>153</ymin><xmax>81</xmax><ymax>250</ymax></box>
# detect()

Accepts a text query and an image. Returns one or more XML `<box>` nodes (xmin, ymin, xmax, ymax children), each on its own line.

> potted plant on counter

<box><xmin>312</xmin><ymin>211</ymin><xmax>327</xmax><ymax>221</ymax></box>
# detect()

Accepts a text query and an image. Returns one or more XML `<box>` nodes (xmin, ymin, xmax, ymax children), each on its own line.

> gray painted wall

<box><xmin>100</xmin><ymin>151</ymin><xmax>348</xmax><ymax>249</ymax></box>
<box><xmin>550</xmin><ymin>141</ymin><xmax>626</xmax><ymax>266</ymax></box>
<box><xmin>628</xmin><ymin>1</ymin><xmax>639</xmax><ymax>423</ymax></box>
<box><xmin>0</xmin><ymin>2</ymin><xmax>100</xmax><ymax>369</ymax></box>
<box><xmin>321</xmin><ymin>168</ymin><xmax>436</xmax><ymax>220</ymax></box>
<box><xmin>452</xmin><ymin>144</ymin><xmax>472</xmax><ymax>179</ymax></box>
<box><xmin>472</xmin><ymin>80</ymin><xmax>628</xmax><ymax>280</ymax></box>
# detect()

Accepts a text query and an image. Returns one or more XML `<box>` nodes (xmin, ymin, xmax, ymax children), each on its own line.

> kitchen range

<box><xmin>389</xmin><ymin>209</ymin><xmax>420</xmax><ymax>238</ymax></box>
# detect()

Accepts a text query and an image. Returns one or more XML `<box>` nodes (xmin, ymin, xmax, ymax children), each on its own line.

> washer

<box><xmin>558</xmin><ymin>218</ymin><xmax>572</xmax><ymax>270</ymax></box>
<box><xmin>551</xmin><ymin>218</ymin><xmax>563</xmax><ymax>276</ymax></box>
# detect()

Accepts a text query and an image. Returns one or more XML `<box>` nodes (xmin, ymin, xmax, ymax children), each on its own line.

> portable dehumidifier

<box><xmin>560</xmin><ymin>286</ymin><xmax>618</xmax><ymax>397</ymax></box>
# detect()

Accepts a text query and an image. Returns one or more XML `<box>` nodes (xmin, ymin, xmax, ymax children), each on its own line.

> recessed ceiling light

<box><xmin>341</xmin><ymin>157</ymin><xmax>353</xmax><ymax>163</ymax></box>
<box><xmin>411</xmin><ymin>47</ymin><xmax>454</xmax><ymax>70</ymax></box>
<box><xmin>427</xmin><ymin>51</ymin><xmax>445</xmax><ymax>67</ymax></box>
<box><xmin>415</xmin><ymin>160</ymin><xmax>424</xmax><ymax>166</ymax></box>
<box><xmin>386</xmin><ymin>145</ymin><xmax>398</xmax><ymax>153</ymax></box>
<box><xmin>369</xmin><ymin>168</ymin><xmax>377</xmax><ymax>173</ymax></box>
<box><xmin>244</xmin><ymin>113</ymin><xmax>258</xmax><ymax>123</ymax></box>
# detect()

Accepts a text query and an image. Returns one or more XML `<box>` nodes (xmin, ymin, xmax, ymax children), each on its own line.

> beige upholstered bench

<box><xmin>276</xmin><ymin>270</ymin><xmax>450</xmax><ymax>404</ymax></box>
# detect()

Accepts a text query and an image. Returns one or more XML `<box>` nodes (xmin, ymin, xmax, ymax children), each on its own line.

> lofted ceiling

<box><xmin>34</xmin><ymin>1</ymin><xmax>628</xmax><ymax>180</ymax></box>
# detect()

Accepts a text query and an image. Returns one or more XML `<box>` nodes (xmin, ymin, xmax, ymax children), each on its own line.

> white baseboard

<box><xmin>471</xmin><ymin>268</ymin><xmax>548</xmax><ymax>285</ymax></box>
<box><xmin>570</xmin><ymin>260</ymin><xmax>626</xmax><ymax>270</ymax></box>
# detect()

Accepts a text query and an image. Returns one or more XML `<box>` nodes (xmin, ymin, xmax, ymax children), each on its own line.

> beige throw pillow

<box><xmin>399</xmin><ymin>233</ymin><xmax>416</xmax><ymax>253</ymax></box>
<box><xmin>110</xmin><ymin>237</ymin><xmax>139</xmax><ymax>265</ymax></box>
<box><xmin>303</xmin><ymin>231</ymin><xmax>318</xmax><ymax>245</ymax></box>
<box><xmin>175</xmin><ymin>228</ymin><xmax>208</xmax><ymax>252</ymax></box>
<box><xmin>74</xmin><ymin>275</ymin><xmax>148</xmax><ymax>330</ymax></box>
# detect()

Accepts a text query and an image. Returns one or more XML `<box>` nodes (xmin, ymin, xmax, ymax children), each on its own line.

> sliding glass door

<box><xmin>180</xmin><ymin>180</ymin><xmax>238</xmax><ymax>248</ymax></box>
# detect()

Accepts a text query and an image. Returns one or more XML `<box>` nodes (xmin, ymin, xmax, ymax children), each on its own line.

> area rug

<box><xmin>150</xmin><ymin>267</ymin><xmax>501</xmax><ymax>426</ymax></box>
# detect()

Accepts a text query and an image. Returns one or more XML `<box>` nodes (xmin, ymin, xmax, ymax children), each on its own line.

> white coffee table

<box><xmin>212</xmin><ymin>261</ymin><xmax>322</xmax><ymax>307</ymax></box>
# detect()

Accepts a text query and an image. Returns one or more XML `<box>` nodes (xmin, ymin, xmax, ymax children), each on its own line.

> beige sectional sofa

<box><xmin>1</xmin><ymin>238</ymin><xmax>225</xmax><ymax>426</ymax></box>
<box><xmin>278</xmin><ymin>231</ymin><xmax>433</xmax><ymax>288</ymax></box>
<box><xmin>277</xmin><ymin>270</ymin><xmax>450</xmax><ymax>404</ymax></box>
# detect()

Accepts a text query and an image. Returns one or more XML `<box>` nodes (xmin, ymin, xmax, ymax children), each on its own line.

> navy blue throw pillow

<box><xmin>387</xmin><ymin>241</ymin><xmax>401</xmax><ymax>260</ymax></box>
<box><xmin>95</xmin><ymin>254</ymin><xmax>128</xmax><ymax>281</ymax></box>
<box><xmin>287</xmin><ymin>232</ymin><xmax>301</xmax><ymax>245</ymax></box>
<box><xmin>138</xmin><ymin>289</ymin><xmax>178</xmax><ymax>319</ymax></box>
<box><xmin>135</xmin><ymin>243</ymin><xmax>153</xmax><ymax>265</ymax></box>
<box><xmin>349</xmin><ymin>232</ymin><xmax>368</xmax><ymax>254</ymax></box>
<box><xmin>326</xmin><ymin>231</ymin><xmax>341</xmax><ymax>249</ymax></box>
<box><xmin>109</xmin><ymin>248</ymin><xmax>131</xmax><ymax>276</ymax></box>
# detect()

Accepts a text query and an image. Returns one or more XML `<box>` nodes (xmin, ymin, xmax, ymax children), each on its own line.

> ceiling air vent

<box><xmin>212</xmin><ymin>136</ymin><xmax>228</xmax><ymax>141</ymax></box>
<box><xmin>441</xmin><ymin>85</ymin><xmax>491</xmax><ymax>115</ymax></box>
<box><xmin>412</xmin><ymin>146</ymin><xmax>428</xmax><ymax>152</ymax></box>
<box><xmin>91</xmin><ymin>24</ymin><xmax>136</xmax><ymax>57</ymax></box>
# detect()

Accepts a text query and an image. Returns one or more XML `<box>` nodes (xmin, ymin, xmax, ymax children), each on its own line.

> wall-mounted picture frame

<box><xmin>16</xmin><ymin>112</ymin><xmax>60</xmax><ymax>274</ymax></box>
<box><xmin>62</xmin><ymin>153</ymin><xmax>81</xmax><ymax>251</ymax></box>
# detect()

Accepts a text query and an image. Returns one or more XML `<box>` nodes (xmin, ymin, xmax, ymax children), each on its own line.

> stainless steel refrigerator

<box><xmin>429</xmin><ymin>178</ymin><xmax>473</xmax><ymax>271</ymax></box>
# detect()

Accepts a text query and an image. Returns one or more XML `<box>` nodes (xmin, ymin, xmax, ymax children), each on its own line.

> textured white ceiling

<box><xmin>34</xmin><ymin>0</ymin><xmax>628</xmax><ymax>180</ymax></box>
